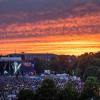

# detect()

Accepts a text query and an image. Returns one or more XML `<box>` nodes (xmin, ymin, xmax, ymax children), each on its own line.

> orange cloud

<box><xmin>0</xmin><ymin>12</ymin><xmax>100</xmax><ymax>55</ymax></box>
<box><xmin>0</xmin><ymin>34</ymin><xmax>100</xmax><ymax>55</ymax></box>
<box><xmin>0</xmin><ymin>13</ymin><xmax>100</xmax><ymax>39</ymax></box>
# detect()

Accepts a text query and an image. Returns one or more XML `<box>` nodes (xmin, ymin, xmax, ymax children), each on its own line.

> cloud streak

<box><xmin>0</xmin><ymin>0</ymin><xmax>100</xmax><ymax>55</ymax></box>
<box><xmin>0</xmin><ymin>13</ymin><xmax>100</xmax><ymax>39</ymax></box>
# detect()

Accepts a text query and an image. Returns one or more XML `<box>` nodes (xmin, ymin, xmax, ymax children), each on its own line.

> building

<box><xmin>9</xmin><ymin>53</ymin><xmax>57</xmax><ymax>61</ymax></box>
<box><xmin>0</xmin><ymin>53</ymin><xmax>58</xmax><ymax>75</ymax></box>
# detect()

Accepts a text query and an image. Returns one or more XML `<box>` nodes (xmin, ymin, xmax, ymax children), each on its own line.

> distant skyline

<box><xmin>0</xmin><ymin>0</ymin><xmax>100</xmax><ymax>55</ymax></box>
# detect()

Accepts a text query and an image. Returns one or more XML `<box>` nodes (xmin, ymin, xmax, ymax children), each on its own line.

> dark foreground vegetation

<box><xmin>17</xmin><ymin>78</ymin><xmax>100</xmax><ymax>100</ymax></box>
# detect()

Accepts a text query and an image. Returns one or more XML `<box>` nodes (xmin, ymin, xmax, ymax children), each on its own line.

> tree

<box><xmin>36</xmin><ymin>79</ymin><xmax>58</xmax><ymax>100</ymax></box>
<box><xmin>48</xmin><ymin>57</ymin><xmax>61</xmax><ymax>73</ymax></box>
<box><xmin>81</xmin><ymin>76</ymin><xmax>100</xmax><ymax>100</ymax></box>
<box><xmin>34</xmin><ymin>58</ymin><xmax>45</xmax><ymax>74</ymax></box>
<box><xmin>58</xmin><ymin>82</ymin><xmax>79</xmax><ymax>100</ymax></box>
<box><xmin>77</xmin><ymin>53</ymin><xmax>94</xmax><ymax>78</ymax></box>
<box><xmin>83</xmin><ymin>66</ymin><xmax>100</xmax><ymax>81</ymax></box>
<box><xmin>77</xmin><ymin>53</ymin><xmax>100</xmax><ymax>79</ymax></box>
<box><xmin>17</xmin><ymin>89</ymin><xmax>35</xmax><ymax>100</ymax></box>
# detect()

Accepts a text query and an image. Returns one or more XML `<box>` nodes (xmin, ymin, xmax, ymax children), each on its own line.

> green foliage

<box><xmin>81</xmin><ymin>76</ymin><xmax>100</xmax><ymax>100</ymax></box>
<box><xmin>77</xmin><ymin>52</ymin><xmax>100</xmax><ymax>81</ymax></box>
<box><xmin>17</xmin><ymin>89</ymin><xmax>35</xmax><ymax>100</ymax></box>
<box><xmin>17</xmin><ymin>77</ymin><xmax>100</xmax><ymax>100</ymax></box>
<box><xmin>36</xmin><ymin>79</ymin><xmax>58</xmax><ymax>100</ymax></box>
<box><xmin>85</xmin><ymin>76</ymin><xmax>99</xmax><ymax>92</ymax></box>
<box><xmin>91</xmin><ymin>58</ymin><xmax>100</xmax><ymax>66</ymax></box>
<box><xmin>58</xmin><ymin>82</ymin><xmax>79</xmax><ymax>100</ymax></box>
<box><xmin>83</xmin><ymin>66</ymin><xmax>100</xmax><ymax>81</ymax></box>
<box><xmin>34</xmin><ymin>58</ymin><xmax>46</xmax><ymax>73</ymax></box>
<box><xmin>77</xmin><ymin>53</ymin><xmax>94</xmax><ymax>77</ymax></box>
<box><xmin>48</xmin><ymin>57</ymin><xmax>60</xmax><ymax>72</ymax></box>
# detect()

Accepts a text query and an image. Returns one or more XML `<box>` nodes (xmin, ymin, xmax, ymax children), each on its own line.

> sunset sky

<box><xmin>0</xmin><ymin>0</ymin><xmax>100</xmax><ymax>55</ymax></box>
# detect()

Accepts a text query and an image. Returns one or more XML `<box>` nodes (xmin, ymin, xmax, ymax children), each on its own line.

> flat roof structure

<box><xmin>0</xmin><ymin>57</ymin><xmax>22</xmax><ymax>62</ymax></box>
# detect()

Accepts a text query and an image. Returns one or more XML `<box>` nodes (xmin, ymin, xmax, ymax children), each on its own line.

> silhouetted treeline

<box><xmin>33</xmin><ymin>52</ymin><xmax>100</xmax><ymax>81</ymax></box>
<box><xmin>77</xmin><ymin>52</ymin><xmax>100</xmax><ymax>81</ymax></box>
<box><xmin>0</xmin><ymin>52</ymin><xmax>100</xmax><ymax>81</ymax></box>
